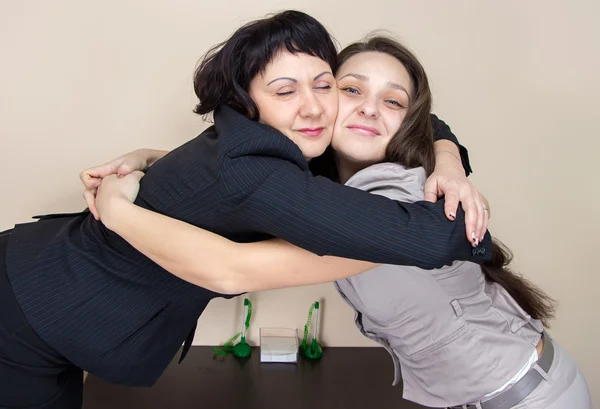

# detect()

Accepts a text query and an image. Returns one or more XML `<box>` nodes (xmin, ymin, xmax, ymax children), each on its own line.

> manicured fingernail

<box><xmin>471</xmin><ymin>232</ymin><xmax>478</xmax><ymax>246</ymax></box>
<box><xmin>449</xmin><ymin>212</ymin><xmax>456</xmax><ymax>219</ymax></box>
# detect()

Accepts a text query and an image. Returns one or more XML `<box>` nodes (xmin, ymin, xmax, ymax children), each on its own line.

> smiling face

<box><xmin>331</xmin><ymin>51</ymin><xmax>414</xmax><ymax>169</ymax></box>
<box><xmin>248</xmin><ymin>51</ymin><xmax>339</xmax><ymax>160</ymax></box>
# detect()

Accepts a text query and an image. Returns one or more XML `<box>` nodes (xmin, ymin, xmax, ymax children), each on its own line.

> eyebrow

<box><xmin>339</xmin><ymin>73</ymin><xmax>410</xmax><ymax>96</ymax></box>
<box><xmin>267</xmin><ymin>71</ymin><xmax>333</xmax><ymax>86</ymax></box>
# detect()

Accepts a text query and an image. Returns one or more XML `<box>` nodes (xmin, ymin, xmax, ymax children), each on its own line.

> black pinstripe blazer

<box><xmin>4</xmin><ymin>106</ymin><xmax>491</xmax><ymax>386</ymax></box>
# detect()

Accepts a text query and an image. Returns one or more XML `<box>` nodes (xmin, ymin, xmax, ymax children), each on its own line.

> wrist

<box><xmin>101</xmin><ymin>196</ymin><xmax>133</xmax><ymax>232</ymax></box>
<box><xmin>435</xmin><ymin>155</ymin><xmax>462</xmax><ymax>170</ymax></box>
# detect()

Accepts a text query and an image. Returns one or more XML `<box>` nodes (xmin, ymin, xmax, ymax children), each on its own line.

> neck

<box><xmin>335</xmin><ymin>155</ymin><xmax>371</xmax><ymax>184</ymax></box>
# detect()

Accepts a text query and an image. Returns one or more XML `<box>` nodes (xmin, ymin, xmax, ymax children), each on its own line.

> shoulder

<box><xmin>214</xmin><ymin>106</ymin><xmax>306</xmax><ymax>167</ymax></box>
<box><xmin>214</xmin><ymin>106</ymin><xmax>311</xmax><ymax>199</ymax></box>
<box><xmin>345</xmin><ymin>163</ymin><xmax>427</xmax><ymax>203</ymax></box>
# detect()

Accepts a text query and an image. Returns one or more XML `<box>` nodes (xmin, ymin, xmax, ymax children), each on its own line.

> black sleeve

<box><xmin>228</xmin><ymin>158</ymin><xmax>491</xmax><ymax>270</ymax></box>
<box><xmin>431</xmin><ymin>114</ymin><xmax>473</xmax><ymax>176</ymax></box>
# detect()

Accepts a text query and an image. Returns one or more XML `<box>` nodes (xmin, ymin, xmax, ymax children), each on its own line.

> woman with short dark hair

<box><xmin>0</xmin><ymin>10</ymin><xmax>487</xmax><ymax>409</ymax></box>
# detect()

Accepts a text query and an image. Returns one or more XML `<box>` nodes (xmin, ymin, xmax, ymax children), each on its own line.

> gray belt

<box><xmin>452</xmin><ymin>332</ymin><xmax>553</xmax><ymax>409</ymax></box>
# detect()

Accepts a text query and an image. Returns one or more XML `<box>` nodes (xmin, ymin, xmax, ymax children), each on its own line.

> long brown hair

<box><xmin>481</xmin><ymin>239</ymin><xmax>555</xmax><ymax>327</ymax></box>
<box><xmin>320</xmin><ymin>35</ymin><xmax>557</xmax><ymax>326</ymax></box>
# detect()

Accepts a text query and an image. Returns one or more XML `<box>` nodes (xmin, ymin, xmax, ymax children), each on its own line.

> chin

<box><xmin>302</xmin><ymin>144</ymin><xmax>328</xmax><ymax>160</ymax></box>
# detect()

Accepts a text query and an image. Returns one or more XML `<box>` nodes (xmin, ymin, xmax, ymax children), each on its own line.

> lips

<box><xmin>347</xmin><ymin>124</ymin><xmax>381</xmax><ymax>137</ymax></box>
<box><xmin>297</xmin><ymin>127</ymin><xmax>324</xmax><ymax>137</ymax></box>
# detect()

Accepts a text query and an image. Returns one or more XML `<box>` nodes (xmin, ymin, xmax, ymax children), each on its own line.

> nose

<box><xmin>358</xmin><ymin>96</ymin><xmax>379</xmax><ymax>119</ymax></box>
<box><xmin>299</xmin><ymin>90</ymin><xmax>324</xmax><ymax>118</ymax></box>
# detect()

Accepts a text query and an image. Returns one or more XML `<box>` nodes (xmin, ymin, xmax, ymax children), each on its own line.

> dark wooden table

<box><xmin>83</xmin><ymin>346</ymin><xmax>427</xmax><ymax>409</ymax></box>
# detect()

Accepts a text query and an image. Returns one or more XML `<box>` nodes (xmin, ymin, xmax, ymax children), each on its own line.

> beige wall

<box><xmin>1</xmin><ymin>0</ymin><xmax>598</xmax><ymax>403</ymax></box>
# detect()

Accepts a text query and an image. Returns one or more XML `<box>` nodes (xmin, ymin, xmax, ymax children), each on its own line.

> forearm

<box><xmin>102</xmin><ymin>198</ymin><xmax>378</xmax><ymax>294</ymax></box>
<box><xmin>139</xmin><ymin>149</ymin><xmax>169</xmax><ymax>168</ymax></box>
<box><xmin>234</xmin><ymin>163</ymin><xmax>492</xmax><ymax>269</ymax></box>
<box><xmin>234</xmin><ymin>240</ymin><xmax>377</xmax><ymax>293</ymax></box>
<box><xmin>431</xmin><ymin>115</ymin><xmax>472</xmax><ymax>176</ymax></box>
<box><xmin>434</xmin><ymin>140</ymin><xmax>464</xmax><ymax>172</ymax></box>
<box><xmin>102</xmin><ymin>198</ymin><xmax>239</xmax><ymax>293</ymax></box>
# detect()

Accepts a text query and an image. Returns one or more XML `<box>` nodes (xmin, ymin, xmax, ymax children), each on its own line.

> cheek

<box><xmin>253</xmin><ymin>96</ymin><xmax>271</xmax><ymax>123</ymax></box>
<box><xmin>336</xmin><ymin>96</ymin><xmax>355</xmax><ymax>123</ymax></box>
<box><xmin>330</xmin><ymin>125</ymin><xmax>345</xmax><ymax>150</ymax></box>
<box><xmin>321</xmin><ymin>93</ymin><xmax>339</xmax><ymax>121</ymax></box>
<box><xmin>376</xmin><ymin>143</ymin><xmax>388</xmax><ymax>160</ymax></box>
<box><xmin>257</xmin><ymin>100</ymin><xmax>292</xmax><ymax>128</ymax></box>
<box><xmin>385</xmin><ymin>112</ymin><xmax>405</xmax><ymax>137</ymax></box>
<box><xmin>396</xmin><ymin>112</ymin><xmax>407</xmax><ymax>131</ymax></box>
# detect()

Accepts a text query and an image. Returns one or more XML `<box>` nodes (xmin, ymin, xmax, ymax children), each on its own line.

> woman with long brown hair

<box><xmin>90</xmin><ymin>35</ymin><xmax>591</xmax><ymax>408</ymax></box>
<box><xmin>0</xmin><ymin>11</ymin><xmax>491</xmax><ymax>408</ymax></box>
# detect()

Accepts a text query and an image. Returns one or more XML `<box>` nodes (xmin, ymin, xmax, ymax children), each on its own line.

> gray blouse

<box><xmin>335</xmin><ymin>163</ymin><xmax>543</xmax><ymax>408</ymax></box>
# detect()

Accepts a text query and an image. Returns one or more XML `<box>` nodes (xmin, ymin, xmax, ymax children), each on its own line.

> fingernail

<box><xmin>471</xmin><ymin>232</ymin><xmax>478</xmax><ymax>246</ymax></box>
<box><xmin>449</xmin><ymin>212</ymin><xmax>456</xmax><ymax>219</ymax></box>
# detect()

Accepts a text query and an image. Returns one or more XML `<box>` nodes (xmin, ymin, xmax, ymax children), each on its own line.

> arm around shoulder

<box><xmin>227</xmin><ymin>159</ymin><xmax>492</xmax><ymax>269</ymax></box>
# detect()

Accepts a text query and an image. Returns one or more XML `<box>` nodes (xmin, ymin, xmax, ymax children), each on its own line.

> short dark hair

<box><xmin>193</xmin><ymin>10</ymin><xmax>338</xmax><ymax>119</ymax></box>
